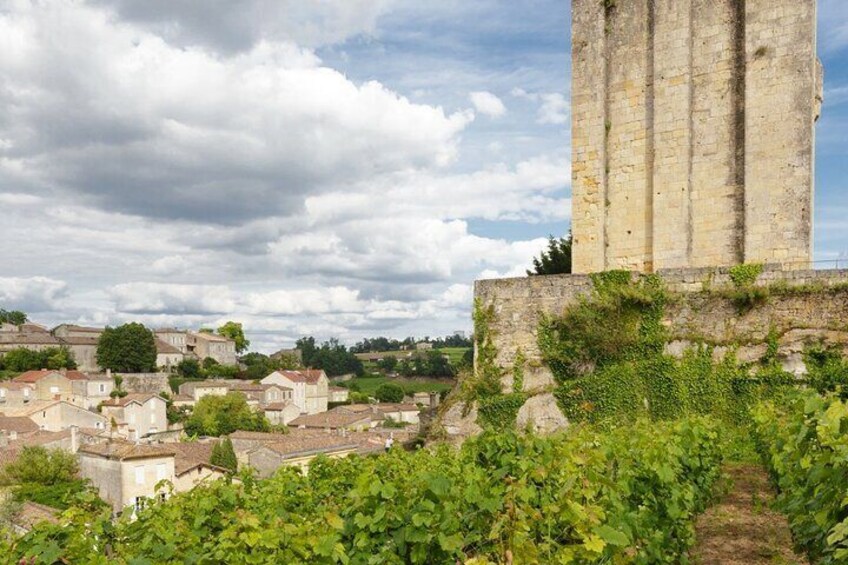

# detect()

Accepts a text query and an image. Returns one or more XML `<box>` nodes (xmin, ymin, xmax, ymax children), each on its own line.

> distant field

<box><xmin>355</xmin><ymin>347</ymin><xmax>470</xmax><ymax>364</ymax></box>
<box><xmin>338</xmin><ymin>375</ymin><xmax>455</xmax><ymax>396</ymax></box>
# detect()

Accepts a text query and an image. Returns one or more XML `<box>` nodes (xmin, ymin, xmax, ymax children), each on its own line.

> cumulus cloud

<box><xmin>0</xmin><ymin>277</ymin><xmax>68</xmax><ymax>312</ymax></box>
<box><xmin>511</xmin><ymin>89</ymin><xmax>570</xmax><ymax>125</ymax></box>
<box><xmin>0</xmin><ymin>1</ymin><xmax>472</xmax><ymax>224</ymax></box>
<box><xmin>469</xmin><ymin>91</ymin><xmax>506</xmax><ymax>118</ymax></box>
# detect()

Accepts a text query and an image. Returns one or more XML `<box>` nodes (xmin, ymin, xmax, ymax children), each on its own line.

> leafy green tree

<box><xmin>210</xmin><ymin>438</ymin><xmax>238</xmax><ymax>472</ymax></box>
<box><xmin>377</xmin><ymin>357</ymin><xmax>398</xmax><ymax>372</ymax></box>
<box><xmin>0</xmin><ymin>309</ymin><xmax>27</xmax><ymax>325</ymax></box>
<box><xmin>528</xmin><ymin>233</ymin><xmax>573</xmax><ymax>276</ymax></box>
<box><xmin>184</xmin><ymin>393</ymin><xmax>269</xmax><ymax>436</ymax></box>
<box><xmin>217</xmin><ymin>321</ymin><xmax>250</xmax><ymax>354</ymax></box>
<box><xmin>0</xmin><ymin>446</ymin><xmax>90</xmax><ymax>510</ymax></box>
<box><xmin>176</xmin><ymin>358</ymin><xmax>202</xmax><ymax>379</ymax></box>
<box><xmin>296</xmin><ymin>337</ymin><xmax>364</xmax><ymax>377</ymax></box>
<box><xmin>96</xmin><ymin>323</ymin><xmax>157</xmax><ymax>373</ymax></box>
<box><xmin>375</xmin><ymin>383</ymin><xmax>405</xmax><ymax>403</ymax></box>
<box><xmin>1</xmin><ymin>347</ymin><xmax>76</xmax><ymax>372</ymax></box>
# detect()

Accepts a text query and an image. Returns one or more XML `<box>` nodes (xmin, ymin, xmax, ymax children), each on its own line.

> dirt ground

<box><xmin>689</xmin><ymin>464</ymin><xmax>808</xmax><ymax>565</ymax></box>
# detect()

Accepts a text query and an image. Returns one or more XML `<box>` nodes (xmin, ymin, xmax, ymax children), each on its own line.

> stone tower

<box><xmin>571</xmin><ymin>0</ymin><xmax>823</xmax><ymax>274</ymax></box>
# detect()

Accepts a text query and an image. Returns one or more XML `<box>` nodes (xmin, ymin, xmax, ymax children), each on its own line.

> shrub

<box><xmin>375</xmin><ymin>383</ymin><xmax>404</xmax><ymax>403</ymax></box>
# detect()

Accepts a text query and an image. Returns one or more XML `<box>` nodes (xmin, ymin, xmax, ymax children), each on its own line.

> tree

<box><xmin>96</xmin><ymin>323</ymin><xmax>157</xmax><ymax>373</ymax></box>
<box><xmin>375</xmin><ymin>383</ymin><xmax>405</xmax><ymax>403</ymax></box>
<box><xmin>0</xmin><ymin>446</ymin><xmax>89</xmax><ymax>510</ymax></box>
<box><xmin>296</xmin><ymin>337</ymin><xmax>364</xmax><ymax>377</ymax></box>
<box><xmin>0</xmin><ymin>309</ymin><xmax>27</xmax><ymax>326</ymax></box>
<box><xmin>217</xmin><ymin>321</ymin><xmax>250</xmax><ymax>354</ymax></box>
<box><xmin>176</xmin><ymin>358</ymin><xmax>202</xmax><ymax>379</ymax></box>
<box><xmin>377</xmin><ymin>356</ymin><xmax>398</xmax><ymax>373</ymax></box>
<box><xmin>528</xmin><ymin>233</ymin><xmax>573</xmax><ymax>276</ymax></box>
<box><xmin>1</xmin><ymin>347</ymin><xmax>76</xmax><ymax>372</ymax></box>
<box><xmin>184</xmin><ymin>393</ymin><xmax>269</xmax><ymax>436</ymax></box>
<box><xmin>210</xmin><ymin>438</ymin><xmax>238</xmax><ymax>472</ymax></box>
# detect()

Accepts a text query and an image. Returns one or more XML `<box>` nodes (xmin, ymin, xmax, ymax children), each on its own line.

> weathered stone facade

<box><xmin>476</xmin><ymin>266</ymin><xmax>848</xmax><ymax>385</ymax></box>
<box><xmin>571</xmin><ymin>0</ymin><xmax>821</xmax><ymax>273</ymax></box>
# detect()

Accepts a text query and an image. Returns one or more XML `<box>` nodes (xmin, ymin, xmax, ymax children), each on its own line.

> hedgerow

<box><xmin>3</xmin><ymin>416</ymin><xmax>723</xmax><ymax>564</ymax></box>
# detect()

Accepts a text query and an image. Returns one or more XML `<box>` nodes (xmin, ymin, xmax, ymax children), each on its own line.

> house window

<box><xmin>134</xmin><ymin>496</ymin><xmax>146</xmax><ymax>513</ymax></box>
<box><xmin>135</xmin><ymin>466</ymin><xmax>145</xmax><ymax>485</ymax></box>
<box><xmin>156</xmin><ymin>463</ymin><xmax>168</xmax><ymax>481</ymax></box>
<box><xmin>0</xmin><ymin>389</ymin><xmax>5</xmax><ymax>399</ymax></box>
<box><xmin>129</xmin><ymin>413</ymin><xmax>135</xmax><ymax>424</ymax></box>
<box><xmin>50</xmin><ymin>386</ymin><xmax>59</xmax><ymax>394</ymax></box>
<box><xmin>150</xmin><ymin>412</ymin><xmax>156</xmax><ymax>424</ymax></box>
<box><xmin>95</xmin><ymin>421</ymin><xmax>103</xmax><ymax>429</ymax></box>
<box><xmin>23</xmin><ymin>388</ymin><xmax>29</xmax><ymax>397</ymax></box>
<box><xmin>99</xmin><ymin>384</ymin><xmax>106</xmax><ymax>393</ymax></box>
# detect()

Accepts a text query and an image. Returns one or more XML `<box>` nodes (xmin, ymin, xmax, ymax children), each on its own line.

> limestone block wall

<box><xmin>571</xmin><ymin>0</ymin><xmax>819</xmax><ymax>273</ymax></box>
<box><xmin>474</xmin><ymin>267</ymin><xmax>848</xmax><ymax>388</ymax></box>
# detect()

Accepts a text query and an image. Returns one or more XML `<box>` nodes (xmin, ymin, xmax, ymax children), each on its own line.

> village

<box><xmin>0</xmin><ymin>320</ymin><xmax>437</xmax><ymax>527</ymax></box>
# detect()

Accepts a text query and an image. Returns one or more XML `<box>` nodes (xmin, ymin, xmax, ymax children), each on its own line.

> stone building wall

<box><xmin>474</xmin><ymin>267</ymin><xmax>848</xmax><ymax>392</ymax></box>
<box><xmin>571</xmin><ymin>0</ymin><xmax>820</xmax><ymax>273</ymax></box>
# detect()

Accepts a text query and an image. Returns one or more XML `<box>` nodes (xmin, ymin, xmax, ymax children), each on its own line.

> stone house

<box><xmin>289</xmin><ymin>410</ymin><xmax>378</xmax><ymax>431</ymax></box>
<box><xmin>11</xmin><ymin>369</ymin><xmax>112</xmax><ymax>409</ymax></box>
<box><xmin>261</xmin><ymin>370</ymin><xmax>329</xmax><ymax>415</ymax></box>
<box><xmin>187</xmin><ymin>332</ymin><xmax>237</xmax><ymax>366</ymax></box>
<box><xmin>57</xmin><ymin>337</ymin><xmax>100</xmax><ymax>372</ymax></box>
<box><xmin>78</xmin><ymin>442</ymin><xmax>176</xmax><ymax>515</ymax></box>
<box><xmin>243</xmin><ymin>435</ymin><xmax>360</xmax><ymax>477</ymax></box>
<box><xmin>0</xmin><ymin>382</ymin><xmax>35</xmax><ymax>406</ymax></box>
<box><xmin>0</xmin><ymin>331</ymin><xmax>62</xmax><ymax>355</ymax></box>
<box><xmin>170</xmin><ymin>442</ymin><xmax>228</xmax><ymax>491</ymax></box>
<box><xmin>51</xmin><ymin>324</ymin><xmax>102</xmax><ymax>340</ymax></box>
<box><xmin>154</xmin><ymin>338</ymin><xmax>184</xmax><ymax>370</ymax></box>
<box><xmin>1</xmin><ymin>400</ymin><xmax>108</xmax><ymax>432</ymax></box>
<box><xmin>375</xmin><ymin>403</ymin><xmax>420</xmax><ymax>425</ymax></box>
<box><xmin>178</xmin><ymin>380</ymin><xmax>230</xmax><ymax>402</ymax></box>
<box><xmin>0</xmin><ymin>415</ymin><xmax>40</xmax><ymax>441</ymax></box>
<box><xmin>263</xmin><ymin>401</ymin><xmax>301</xmax><ymax>426</ymax></box>
<box><xmin>222</xmin><ymin>381</ymin><xmax>292</xmax><ymax>407</ymax></box>
<box><xmin>328</xmin><ymin>386</ymin><xmax>349</xmax><ymax>403</ymax></box>
<box><xmin>100</xmin><ymin>394</ymin><xmax>168</xmax><ymax>439</ymax></box>
<box><xmin>154</xmin><ymin>328</ymin><xmax>188</xmax><ymax>353</ymax></box>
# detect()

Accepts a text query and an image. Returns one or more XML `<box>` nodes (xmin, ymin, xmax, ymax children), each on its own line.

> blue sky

<box><xmin>0</xmin><ymin>0</ymin><xmax>845</xmax><ymax>351</ymax></box>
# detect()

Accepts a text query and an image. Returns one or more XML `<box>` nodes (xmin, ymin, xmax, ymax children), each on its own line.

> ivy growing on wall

<box><xmin>540</xmin><ymin>271</ymin><xmax>797</xmax><ymax>426</ymax></box>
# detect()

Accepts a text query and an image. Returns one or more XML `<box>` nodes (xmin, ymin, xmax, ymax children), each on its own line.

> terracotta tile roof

<box><xmin>172</xmin><ymin>394</ymin><xmax>193</xmax><ymax>402</ymax></box>
<box><xmin>14</xmin><ymin>501</ymin><xmax>60</xmax><ymax>530</ymax></box>
<box><xmin>0</xmin><ymin>333</ymin><xmax>61</xmax><ymax>345</ymax></box>
<box><xmin>14</xmin><ymin>370</ymin><xmax>90</xmax><ymax>383</ymax></box>
<box><xmin>101</xmin><ymin>393</ymin><xmax>163</xmax><ymax>407</ymax></box>
<box><xmin>170</xmin><ymin>442</ymin><xmax>225</xmax><ymax>475</ymax></box>
<box><xmin>228</xmin><ymin>430</ymin><xmax>292</xmax><ymax>441</ymax></box>
<box><xmin>330</xmin><ymin>404</ymin><xmax>374</xmax><ymax>414</ymax></box>
<box><xmin>79</xmin><ymin>442</ymin><xmax>176</xmax><ymax>461</ymax></box>
<box><xmin>191</xmin><ymin>332</ymin><xmax>229</xmax><ymax>343</ymax></box>
<box><xmin>259</xmin><ymin>435</ymin><xmax>358</xmax><ymax>459</ymax></box>
<box><xmin>154</xmin><ymin>328</ymin><xmax>183</xmax><ymax>334</ymax></box>
<box><xmin>289</xmin><ymin>411</ymin><xmax>375</xmax><ymax>429</ymax></box>
<box><xmin>1</xmin><ymin>400</ymin><xmax>61</xmax><ymax>416</ymax></box>
<box><xmin>263</xmin><ymin>401</ymin><xmax>295</xmax><ymax>411</ymax></box>
<box><xmin>54</xmin><ymin>325</ymin><xmax>102</xmax><ymax>333</ymax></box>
<box><xmin>375</xmin><ymin>403</ymin><xmax>420</xmax><ymax>413</ymax></box>
<box><xmin>270</xmin><ymin>370</ymin><xmax>327</xmax><ymax>385</ymax></box>
<box><xmin>154</xmin><ymin>338</ymin><xmax>182</xmax><ymax>355</ymax></box>
<box><xmin>0</xmin><ymin>382</ymin><xmax>34</xmax><ymax>391</ymax></box>
<box><xmin>0</xmin><ymin>416</ymin><xmax>39</xmax><ymax>434</ymax></box>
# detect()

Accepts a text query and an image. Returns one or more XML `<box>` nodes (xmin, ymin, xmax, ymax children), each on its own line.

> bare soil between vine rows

<box><xmin>690</xmin><ymin>463</ymin><xmax>807</xmax><ymax>565</ymax></box>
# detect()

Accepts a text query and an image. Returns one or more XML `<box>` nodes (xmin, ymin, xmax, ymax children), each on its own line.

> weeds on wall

<box><xmin>539</xmin><ymin>271</ymin><xmax>797</xmax><ymax>426</ymax></box>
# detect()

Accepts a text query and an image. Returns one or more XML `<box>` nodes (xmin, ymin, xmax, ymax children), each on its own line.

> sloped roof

<box><xmin>79</xmin><ymin>442</ymin><xmax>175</xmax><ymax>461</ymax></box>
<box><xmin>57</xmin><ymin>336</ymin><xmax>99</xmax><ymax>346</ymax></box>
<box><xmin>0</xmin><ymin>416</ymin><xmax>39</xmax><ymax>434</ymax></box>
<box><xmin>101</xmin><ymin>393</ymin><xmax>164</xmax><ymax>407</ymax></box>
<box><xmin>0</xmin><ymin>333</ymin><xmax>61</xmax><ymax>345</ymax></box>
<box><xmin>267</xmin><ymin>369</ymin><xmax>326</xmax><ymax>385</ymax></box>
<box><xmin>14</xmin><ymin>501</ymin><xmax>60</xmax><ymax>530</ymax></box>
<box><xmin>263</xmin><ymin>401</ymin><xmax>296</xmax><ymax>411</ymax></box>
<box><xmin>170</xmin><ymin>442</ymin><xmax>227</xmax><ymax>475</ymax></box>
<box><xmin>14</xmin><ymin>370</ymin><xmax>90</xmax><ymax>383</ymax></box>
<box><xmin>258</xmin><ymin>435</ymin><xmax>358</xmax><ymax>459</ymax></box>
<box><xmin>289</xmin><ymin>411</ymin><xmax>375</xmax><ymax>429</ymax></box>
<box><xmin>154</xmin><ymin>338</ymin><xmax>182</xmax><ymax>355</ymax></box>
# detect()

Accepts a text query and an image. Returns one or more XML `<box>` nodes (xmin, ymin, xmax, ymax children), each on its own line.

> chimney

<box><xmin>70</xmin><ymin>425</ymin><xmax>78</xmax><ymax>453</ymax></box>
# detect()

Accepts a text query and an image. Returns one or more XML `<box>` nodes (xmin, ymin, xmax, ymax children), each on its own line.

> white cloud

<box><xmin>110</xmin><ymin>283</ymin><xmax>238</xmax><ymax>315</ymax></box>
<box><xmin>0</xmin><ymin>277</ymin><xmax>68</xmax><ymax>312</ymax></box>
<box><xmin>537</xmin><ymin>93</ymin><xmax>569</xmax><ymax>125</ymax></box>
<box><xmin>469</xmin><ymin>91</ymin><xmax>506</xmax><ymax>118</ymax></box>
<box><xmin>0</xmin><ymin>1</ymin><xmax>472</xmax><ymax>223</ymax></box>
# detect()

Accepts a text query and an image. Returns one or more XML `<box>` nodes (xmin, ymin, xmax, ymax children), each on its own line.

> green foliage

<box><xmin>468</xmin><ymin>299</ymin><xmax>503</xmax><ymax>400</ymax></box>
<box><xmin>477</xmin><ymin>393</ymin><xmax>527</xmax><ymax>429</ymax></box>
<box><xmin>296</xmin><ymin>336</ymin><xmax>364</xmax><ymax>377</ymax></box>
<box><xmin>376</xmin><ymin>356</ymin><xmax>398</xmax><ymax>372</ymax></box>
<box><xmin>729</xmin><ymin>263</ymin><xmax>764</xmax><ymax>288</ymax></box>
<box><xmin>96</xmin><ymin>323</ymin><xmax>157</xmax><ymax>373</ymax></box>
<box><xmin>375</xmin><ymin>383</ymin><xmax>404</xmax><ymax>403</ymax></box>
<box><xmin>0</xmin><ymin>309</ymin><xmax>27</xmax><ymax>325</ymax></box>
<box><xmin>3</xmin><ymin>416</ymin><xmax>722</xmax><ymax>565</ymax></box>
<box><xmin>176</xmin><ymin>358</ymin><xmax>202</xmax><ymax>379</ymax></box>
<box><xmin>217</xmin><ymin>321</ymin><xmax>250</xmax><ymax>354</ymax></box>
<box><xmin>511</xmin><ymin>349</ymin><xmax>525</xmax><ymax>393</ymax></box>
<box><xmin>804</xmin><ymin>345</ymin><xmax>848</xmax><ymax>398</ymax></box>
<box><xmin>0</xmin><ymin>447</ymin><xmax>90</xmax><ymax>511</ymax></box>
<box><xmin>1</xmin><ymin>446</ymin><xmax>79</xmax><ymax>486</ymax></box>
<box><xmin>538</xmin><ymin>271</ymin><xmax>666</xmax><ymax>383</ymax></box>
<box><xmin>527</xmin><ymin>233</ymin><xmax>572</xmax><ymax>276</ymax></box>
<box><xmin>753</xmin><ymin>392</ymin><xmax>848</xmax><ymax>563</ymax></box>
<box><xmin>184</xmin><ymin>393</ymin><xmax>269</xmax><ymax>436</ymax></box>
<box><xmin>0</xmin><ymin>346</ymin><xmax>77</xmax><ymax>371</ymax></box>
<box><xmin>210</xmin><ymin>438</ymin><xmax>238</xmax><ymax>472</ymax></box>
